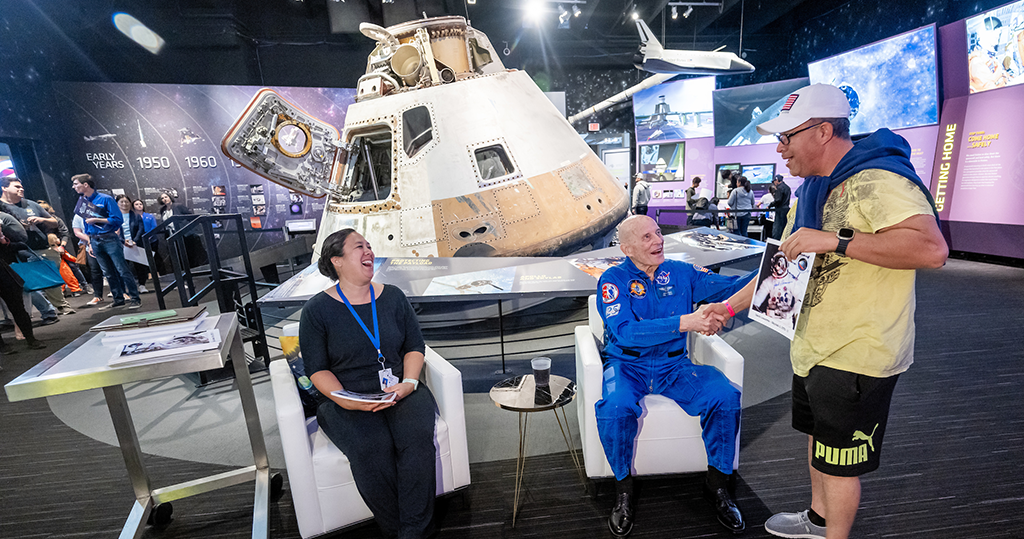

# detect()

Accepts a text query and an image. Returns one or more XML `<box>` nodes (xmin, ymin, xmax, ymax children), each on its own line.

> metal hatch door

<box><xmin>221</xmin><ymin>89</ymin><xmax>344</xmax><ymax>198</ymax></box>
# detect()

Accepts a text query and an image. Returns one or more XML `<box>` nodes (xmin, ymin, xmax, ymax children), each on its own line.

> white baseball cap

<box><xmin>756</xmin><ymin>84</ymin><xmax>851</xmax><ymax>135</ymax></box>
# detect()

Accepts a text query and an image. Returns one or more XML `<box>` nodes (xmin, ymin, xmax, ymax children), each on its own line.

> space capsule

<box><xmin>222</xmin><ymin>15</ymin><xmax>629</xmax><ymax>261</ymax></box>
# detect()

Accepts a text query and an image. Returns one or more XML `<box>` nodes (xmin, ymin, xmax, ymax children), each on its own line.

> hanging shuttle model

<box><xmin>222</xmin><ymin>16</ymin><xmax>629</xmax><ymax>262</ymax></box>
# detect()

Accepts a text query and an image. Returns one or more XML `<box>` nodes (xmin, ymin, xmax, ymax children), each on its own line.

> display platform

<box><xmin>258</xmin><ymin>227</ymin><xmax>764</xmax><ymax>307</ymax></box>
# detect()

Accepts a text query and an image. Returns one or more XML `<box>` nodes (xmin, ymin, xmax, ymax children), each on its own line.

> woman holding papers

<box><xmin>299</xmin><ymin>228</ymin><xmax>437</xmax><ymax>539</ymax></box>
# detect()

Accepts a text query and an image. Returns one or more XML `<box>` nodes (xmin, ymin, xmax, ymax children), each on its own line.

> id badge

<box><xmin>378</xmin><ymin>367</ymin><xmax>399</xmax><ymax>390</ymax></box>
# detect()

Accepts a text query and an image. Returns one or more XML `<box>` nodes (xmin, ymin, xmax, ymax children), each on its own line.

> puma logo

<box><xmin>852</xmin><ymin>424</ymin><xmax>879</xmax><ymax>452</ymax></box>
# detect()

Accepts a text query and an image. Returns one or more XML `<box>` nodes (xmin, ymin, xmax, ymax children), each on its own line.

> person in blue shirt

<box><xmin>596</xmin><ymin>215</ymin><xmax>755</xmax><ymax>536</ymax></box>
<box><xmin>71</xmin><ymin>174</ymin><xmax>141</xmax><ymax>310</ymax></box>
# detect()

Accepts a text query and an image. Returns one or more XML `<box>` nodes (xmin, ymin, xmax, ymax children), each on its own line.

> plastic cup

<box><xmin>531</xmin><ymin>357</ymin><xmax>551</xmax><ymax>388</ymax></box>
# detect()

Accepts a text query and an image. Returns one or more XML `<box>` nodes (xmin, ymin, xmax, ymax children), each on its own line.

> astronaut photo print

<box><xmin>749</xmin><ymin>239</ymin><xmax>814</xmax><ymax>340</ymax></box>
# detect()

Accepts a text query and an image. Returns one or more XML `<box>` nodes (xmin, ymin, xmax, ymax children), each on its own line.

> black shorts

<box><xmin>792</xmin><ymin>365</ymin><xmax>900</xmax><ymax>477</ymax></box>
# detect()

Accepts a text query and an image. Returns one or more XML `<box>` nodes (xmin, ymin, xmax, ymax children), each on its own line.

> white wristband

<box><xmin>402</xmin><ymin>378</ymin><xmax>419</xmax><ymax>390</ymax></box>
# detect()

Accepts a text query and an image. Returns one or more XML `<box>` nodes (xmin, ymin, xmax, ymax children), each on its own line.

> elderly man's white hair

<box><xmin>616</xmin><ymin>215</ymin><xmax>657</xmax><ymax>245</ymax></box>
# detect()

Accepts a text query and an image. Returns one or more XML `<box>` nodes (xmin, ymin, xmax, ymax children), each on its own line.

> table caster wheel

<box><xmin>270</xmin><ymin>472</ymin><xmax>285</xmax><ymax>502</ymax></box>
<box><xmin>147</xmin><ymin>502</ymin><xmax>173</xmax><ymax>526</ymax></box>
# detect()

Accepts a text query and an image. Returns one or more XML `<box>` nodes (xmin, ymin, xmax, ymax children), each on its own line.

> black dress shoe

<box><xmin>608</xmin><ymin>491</ymin><xmax>634</xmax><ymax>537</ymax></box>
<box><xmin>703</xmin><ymin>483</ymin><xmax>745</xmax><ymax>534</ymax></box>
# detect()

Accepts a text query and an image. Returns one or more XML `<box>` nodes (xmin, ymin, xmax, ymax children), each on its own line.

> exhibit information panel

<box><xmin>53</xmin><ymin>82</ymin><xmax>357</xmax><ymax>231</ymax></box>
<box><xmin>259</xmin><ymin>228</ymin><xmax>765</xmax><ymax>306</ymax></box>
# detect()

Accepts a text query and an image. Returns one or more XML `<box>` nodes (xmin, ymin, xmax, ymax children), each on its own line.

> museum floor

<box><xmin>1</xmin><ymin>256</ymin><xmax>1022</xmax><ymax>539</ymax></box>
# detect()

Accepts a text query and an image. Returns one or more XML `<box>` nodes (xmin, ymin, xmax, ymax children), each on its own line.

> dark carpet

<box><xmin>1</xmin><ymin>258</ymin><xmax>1022</xmax><ymax>538</ymax></box>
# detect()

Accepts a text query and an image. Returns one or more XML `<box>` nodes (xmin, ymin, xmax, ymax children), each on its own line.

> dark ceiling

<box><xmin>18</xmin><ymin>0</ymin><xmax>855</xmax><ymax>80</ymax></box>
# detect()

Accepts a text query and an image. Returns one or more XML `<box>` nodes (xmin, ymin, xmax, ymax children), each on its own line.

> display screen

<box><xmin>637</xmin><ymin>142</ymin><xmax>685</xmax><ymax>180</ymax></box>
<box><xmin>807</xmin><ymin>24</ymin><xmax>939</xmax><ymax>135</ymax></box>
<box><xmin>633</xmin><ymin>76</ymin><xmax>715</xmax><ymax>143</ymax></box>
<box><xmin>965</xmin><ymin>0</ymin><xmax>1024</xmax><ymax>94</ymax></box>
<box><xmin>714</xmin><ymin>163</ymin><xmax>740</xmax><ymax>199</ymax></box>
<box><xmin>741</xmin><ymin>163</ymin><xmax>776</xmax><ymax>184</ymax></box>
<box><xmin>712</xmin><ymin>78</ymin><xmax>809</xmax><ymax>146</ymax></box>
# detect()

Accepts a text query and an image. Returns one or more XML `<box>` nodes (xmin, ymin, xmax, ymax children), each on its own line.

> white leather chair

<box><xmin>269</xmin><ymin>346</ymin><xmax>471</xmax><ymax>538</ymax></box>
<box><xmin>575</xmin><ymin>295</ymin><xmax>743</xmax><ymax>478</ymax></box>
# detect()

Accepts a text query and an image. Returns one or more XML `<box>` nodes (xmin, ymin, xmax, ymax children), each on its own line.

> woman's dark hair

<box><xmin>317</xmin><ymin>228</ymin><xmax>359</xmax><ymax>281</ymax></box>
<box><xmin>115</xmin><ymin>194</ymin><xmax>130</xmax><ymax>203</ymax></box>
<box><xmin>739</xmin><ymin>176</ymin><xmax>751</xmax><ymax>192</ymax></box>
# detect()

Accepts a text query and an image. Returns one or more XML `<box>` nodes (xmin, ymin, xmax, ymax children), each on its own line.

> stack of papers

<box><xmin>330</xmin><ymin>389</ymin><xmax>397</xmax><ymax>404</ymax></box>
<box><xmin>104</xmin><ymin>314</ymin><xmax>221</xmax><ymax>367</ymax></box>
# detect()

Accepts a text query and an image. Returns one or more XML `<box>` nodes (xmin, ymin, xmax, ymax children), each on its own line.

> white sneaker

<box><xmin>139</xmin><ymin>285</ymin><xmax>149</xmax><ymax>294</ymax></box>
<box><xmin>765</xmin><ymin>510</ymin><xmax>826</xmax><ymax>539</ymax></box>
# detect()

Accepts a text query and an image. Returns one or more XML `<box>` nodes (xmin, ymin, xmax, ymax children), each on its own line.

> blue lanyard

<box><xmin>335</xmin><ymin>283</ymin><xmax>384</xmax><ymax>365</ymax></box>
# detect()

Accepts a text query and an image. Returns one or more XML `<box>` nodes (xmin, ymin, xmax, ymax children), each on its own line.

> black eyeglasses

<box><xmin>775</xmin><ymin>122</ymin><xmax>824</xmax><ymax>145</ymax></box>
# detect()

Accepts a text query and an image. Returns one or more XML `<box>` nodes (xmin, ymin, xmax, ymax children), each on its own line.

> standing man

<box><xmin>0</xmin><ymin>174</ymin><xmax>61</xmax><ymax>322</ymax></box>
<box><xmin>769</xmin><ymin>174</ymin><xmax>791</xmax><ymax>241</ymax></box>
<box><xmin>71</xmin><ymin>174</ymin><xmax>141</xmax><ymax>310</ymax></box>
<box><xmin>631</xmin><ymin>173</ymin><xmax>651</xmax><ymax>216</ymax></box>
<box><xmin>705</xmin><ymin>84</ymin><xmax>947</xmax><ymax>539</ymax></box>
<box><xmin>596</xmin><ymin>215</ymin><xmax>754</xmax><ymax>536</ymax></box>
<box><xmin>685</xmin><ymin>176</ymin><xmax>702</xmax><ymax>226</ymax></box>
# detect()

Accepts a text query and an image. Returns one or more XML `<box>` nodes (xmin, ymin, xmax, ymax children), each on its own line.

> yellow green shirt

<box><xmin>782</xmin><ymin>169</ymin><xmax>936</xmax><ymax>378</ymax></box>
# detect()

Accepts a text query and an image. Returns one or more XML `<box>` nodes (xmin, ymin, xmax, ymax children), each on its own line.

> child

<box><xmin>47</xmin><ymin>233</ymin><xmax>83</xmax><ymax>298</ymax></box>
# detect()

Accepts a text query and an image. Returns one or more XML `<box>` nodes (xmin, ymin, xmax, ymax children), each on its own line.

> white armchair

<box><xmin>269</xmin><ymin>346</ymin><xmax>471</xmax><ymax>538</ymax></box>
<box><xmin>575</xmin><ymin>295</ymin><xmax>744</xmax><ymax>478</ymax></box>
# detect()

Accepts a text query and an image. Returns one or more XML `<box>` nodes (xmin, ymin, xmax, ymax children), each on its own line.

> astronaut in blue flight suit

<box><xmin>597</xmin><ymin>215</ymin><xmax>755</xmax><ymax>536</ymax></box>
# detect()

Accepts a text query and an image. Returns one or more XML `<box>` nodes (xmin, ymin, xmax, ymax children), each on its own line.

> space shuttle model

<box><xmin>222</xmin><ymin>16</ymin><xmax>628</xmax><ymax>261</ymax></box>
<box><xmin>633</xmin><ymin>19</ymin><xmax>754</xmax><ymax>75</ymax></box>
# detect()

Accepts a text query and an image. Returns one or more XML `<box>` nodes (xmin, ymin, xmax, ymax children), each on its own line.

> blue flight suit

<box><xmin>596</xmin><ymin>257</ymin><xmax>755</xmax><ymax>480</ymax></box>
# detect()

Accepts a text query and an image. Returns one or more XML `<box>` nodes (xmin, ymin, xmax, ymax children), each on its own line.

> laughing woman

<box><xmin>299</xmin><ymin>228</ymin><xmax>437</xmax><ymax>539</ymax></box>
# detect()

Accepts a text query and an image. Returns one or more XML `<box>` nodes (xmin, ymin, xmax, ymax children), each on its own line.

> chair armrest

<box><xmin>422</xmin><ymin>346</ymin><xmax>470</xmax><ymax>489</ymax></box>
<box><xmin>269</xmin><ymin>359</ymin><xmax>323</xmax><ymax>531</ymax></box>
<box><xmin>688</xmin><ymin>332</ymin><xmax>744</xmax><ymax>388</ymax></box>
<box><xmin>575</xmin><ymin>325</ymin><xmax>609</xmax><ymax>477</ymax></box>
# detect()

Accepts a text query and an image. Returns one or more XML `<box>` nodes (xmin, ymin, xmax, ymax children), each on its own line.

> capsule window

<box><xmin>402</xmin><ymin>106</ymin><xmax>433</xmax><ymax>158</ymax></box>
<box><xmin>474</xmin><ymin>144</ymin><xmax>515</xmax><ymax>181</ymax></box>
<box><xmin>338</xmin><ymin>126</ymin><xmax>393</xmax><ymax>203</ymax></box>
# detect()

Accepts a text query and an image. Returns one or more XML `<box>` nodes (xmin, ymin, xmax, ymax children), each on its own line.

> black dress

<box><xmin>299</xmin><ymin>284</ymin><xmax>437</xmax><ymax>539</ymax></box>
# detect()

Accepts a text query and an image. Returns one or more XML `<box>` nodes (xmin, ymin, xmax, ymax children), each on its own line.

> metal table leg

<box><xmin>103</xmin><ymin>385</ymin><xmax>154</xmax><ymax>539</ymax></box>
<box><xmin>553</xmin><ymin>406</ymin><xmax>587</xmax><ymax>489</ymax></box>
<box><xmin>229</xmin><ymin>328</ymin><xmax>271</xmax><ymax>539</ymax></box>
<box><xmin>512</xmin><ymin>410</ymin><xmax>529</xmax><ymax>527</ymax></box>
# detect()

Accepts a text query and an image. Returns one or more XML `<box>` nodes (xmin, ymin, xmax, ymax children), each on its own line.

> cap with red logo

<box><xmin>756</xmin><ymin>84</ymin><xmax>851</xmax><ymax>136</ymax></box>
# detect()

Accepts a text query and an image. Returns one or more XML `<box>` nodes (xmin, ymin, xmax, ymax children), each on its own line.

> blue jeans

<box><xmin>736</xmin><ymin>214</ymin><xmax>751</xmax><ymax>238</ymax></box>
<box><xmin>91</xmin><ymin>234</ymin><xmax>139</xmax><ymax>303</ymax></box>
<box><xmin>596</xmin><ymin>356</ymin><xmax>741</xmax><ymax>479</ymax></box>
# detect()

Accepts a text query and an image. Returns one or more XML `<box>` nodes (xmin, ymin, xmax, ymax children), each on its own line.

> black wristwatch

<box><xmin>835</xmin><ymin>228</ymin><xmax>855</xmax><ymax>256</ymax></box>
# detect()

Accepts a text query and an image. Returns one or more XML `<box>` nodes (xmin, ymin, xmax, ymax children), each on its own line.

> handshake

<box><xmin>680</xmin><ymin>303</ymin><xmax>735</xmax><ymax>336</ymax></box>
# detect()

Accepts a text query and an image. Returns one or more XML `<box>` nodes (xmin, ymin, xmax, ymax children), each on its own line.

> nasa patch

<box><xmin>693</xmin><ymin>264</ymin><xmax>711</xmax><ymax>274</ymax></box>
<box><xmin>628</xmin><ymin>280</ymin><xmax>647</xmax><ymax>299</ymax></box>
<box><xmin>605</xmin><ymin>304</ymin><xmax>621</xmax><ymax>317</ymax></box>
<box><xmin>601</xmin><ymin>283</ymin><xmax>619</xmax><ymax>303</ymax></box>
<box><xmin>655</xmin><ymin>271</ymin><xmax>670</xmax><ymax>285</ymax></box>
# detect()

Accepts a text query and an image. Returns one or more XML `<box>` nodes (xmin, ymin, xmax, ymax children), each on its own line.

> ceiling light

<box><xmin>112</xmin><ymin>13</ymin><xmax>165</xmax><ymax>55</ymax></box>
<box><xmin>558</xmin><ymin>4</ymin><xmax>571</xmax><ymax>27</ymax></box>
<box><xmin>671</xmin><ymin>6</ymin><xmax>678</xmax><ymax>19</ymax></box>
<box><xmin>468</xmin><ymin>0</ymin><xmax>476</xmax><ymax>3</ymax></box>
<box><xmin>683</xmin><ymin>6</ymin><xmax>693</xmax><ymax>17</ymax></box>
<box><xmin>572</xmin><ymin>5</ymin><xmax>581</xmax><ymax>17</ymax></box>
<box><xmin>631</xmin><ymin>11</ymin><xmax>639</xmax><ymax>20</ymax></box>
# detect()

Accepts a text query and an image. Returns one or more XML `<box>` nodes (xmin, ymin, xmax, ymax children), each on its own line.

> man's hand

<box><xmin>780</xmin><ymin>227</ymin><xmax>837</xmax><ymax>260</ymax></box>
<box><xmin>680</xmin><ymin>304</ymin><xmax>729</xmax><ymax>336</ymax></box>
<box><xmin>700</xmin><ymin>303</ymin><xmax>733</xmax><ymax>331</ymax></box>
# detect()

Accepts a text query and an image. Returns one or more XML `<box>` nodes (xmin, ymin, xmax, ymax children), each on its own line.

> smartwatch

<box><xmin>835</xmin><ymin>228</ymin><xmax>855</xmax><ymax>256</ymax></box>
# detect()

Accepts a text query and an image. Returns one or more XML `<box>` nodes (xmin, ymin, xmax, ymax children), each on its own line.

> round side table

<box><xmin>489</xmin><ymin>374</ymin><xmax>585</xmax><ymax>526</ymax></box>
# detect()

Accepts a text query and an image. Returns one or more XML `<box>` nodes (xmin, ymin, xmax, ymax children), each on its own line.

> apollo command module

<box><xmin>222</xmin><ymin>15</ymin><xmax>629</xmax><ymax>262</ymax></box>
